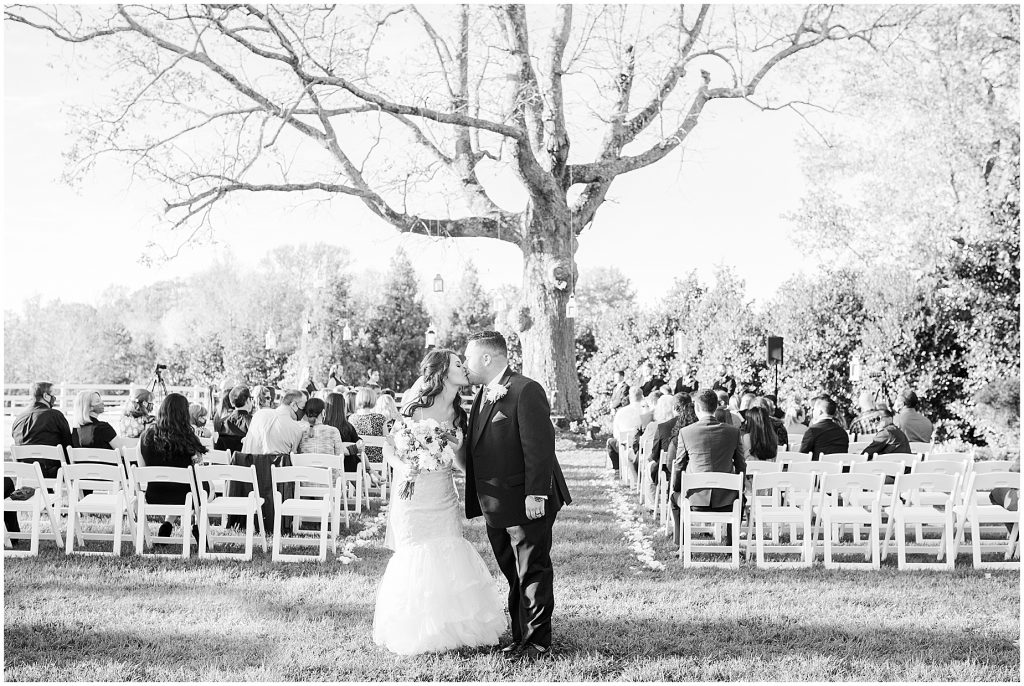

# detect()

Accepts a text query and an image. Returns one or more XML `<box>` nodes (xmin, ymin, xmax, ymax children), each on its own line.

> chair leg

<box><xmin>244</xmin><ymin>509</ymin><xmax>254</xmax><ymax>561</ymax></box>
<box><xmin>340</xmin><ymin>479</ymin><xmax>350</xmax><ymax>528</ymax></box>
<box><xmin>199</xmin><ymin>509</ymin><xmax>210</xmax><ymax>558</ymax></box>
<box><xmin>135</xmin><ymin>505</ymin><xmax>146</xmax><ymax>554</ymax></box>
<box><xmin>272</xmin><ymin>507</ymin><xmax>282</xmax><ymax>561</ymax></box>
<box><xmin>871</xmin><ymin>515</ymin><xmax>880</xmax><ymax>569</ymax></box>
<box><xmin>112</xmin><ymin>503</ymin><xmax>123</xmax><ymax>557</ymax></box>
<box><xmin>29</xmin><ymin>501</ymin><xmax>41</xmax><ymax>556</ymax></box>
<box><xmin>318</xmin><ymin>509</ymin><xmax>329</xmax><ymax>562</ymax></box>
<box><xmin>972</xmin><ymin>519</ymin><xmax>982</xmax><ymax>568</ymax></box>
<box><xmin>945</xmin><ymin>511</ymin><xmax>956</xmax><ymax>569</ymax></box>
<box><xmin>66</xmin><ymin>502</ymin><xmax>77</xmax><ymax>554</ymax></box>
<box><xmin>896</xmin><ymin>512</ymin><xmax>907</xmax><ymax>570</ymax></box>
<box><xmin>180</xmin><ymin>512</ymin><xmax>191</xmax><ymax>559</ymax></box>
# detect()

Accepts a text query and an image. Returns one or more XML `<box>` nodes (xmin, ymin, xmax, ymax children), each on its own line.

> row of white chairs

<box><xmin>4</xmin><ymin>437</ymin><xmax>391</xmax><ymax>562</ymax></box>
<box><xmin>674</xmin><ymin>464</ymin><xmax>1019</xmax><ymax>570</ymax></box>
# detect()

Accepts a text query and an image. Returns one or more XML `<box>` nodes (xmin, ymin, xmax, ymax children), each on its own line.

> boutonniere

<box><xmin>484</xmin><ymin>383</ymin><xmax>509</xmax><ymax>405</ymax></box>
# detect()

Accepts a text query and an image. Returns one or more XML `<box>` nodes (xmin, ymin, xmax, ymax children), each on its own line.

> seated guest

<box><xmin>799</xmin><ymin>397</ymin><xmax>850</xmax><ymax>459</ymax></box>
<box><xmin>366</xmin><ymin>369</ymin><xmax>382</xmax><ymax>390</ymax></box>
<box><xmin>644</xmin><ymin>389</ymin><xmax>664</xmax><ymax>416</ymax></box>
<box><xmin>608</xmin><ymin>370</ymin><xmax>629</xmax><ymax>411</ymax></box>
<box><xmin>300</xmin><ymin>367</ymin><xmax>322</xmax><ymax>396</ymax></box>
<box><xmin>242</xmin><ymin>390</ymin><xmax>308</xmax><ymax>456</ymax></box>
<box><xmin>373</xmin><ymin>393</ymin><xmax>402</xmax><ymax>430</ymax></box>
<box><xmin>297</xmin><ymin>397</ymin><xmax>343</xmax><ymax>455</ymax></box>
<box><xmin>188</xmin><ymin>403</ymin><xmax>212</xmax><ymax>439</ymax></box>
<box><xmin>645</xmin><ymin>394</ymin><xmax>688</xmax><ymax>512</ymax></box>
<box><xmin>140</xmin><ymin>393</ymin><xmax>209</xmax><ymax>540</ymax></box>
<box><xmin>323</xmin><ymin>392</ymin><xmax>363</xmax><ymax>474</ymax></box>
<box><xmin>861</xmin><ymin>407</ymin><xmax>911</xmax><ymax>456</ymax></box>
<box><xmin>849</xmin><ymin>391</ymin><xmax>885</xmax><ymax>437</ymax></box>
<box><xmin>989</xmin><ymin>456</ymin><xmax>1020</xmax><ymax>532</ymax></box>
<box><xmin>4</xmin><ymin>477</ymin><xmax>21</xmax><ymax>544</ymax></box>
<box><xmin>250</xmin><ymin>385</ymin><xmax>273</xmax><ymax>410</ymax></box>
<box><xmin>713</xmin><ymin>389</ymin><xmax>738</xmax><ymax>428</ymax></box>
<box><xmin>215</xmin><ymin>386</ymin><xmax>253</xmax><ymax>453</ymax></box>
<box><xmin>783</xmin><ymin>402</ymin><xmax>808</xmax><ymax>435</ymax></box>
<box><xmin>71</xmin><ymin>390</ymin><xmax>121</xmax><ymax>450</ymax></box>
<box><xmin>350</xmin><ymin>387</ymin><xmax>388</xmax><ymax>463</ymax></box>
<box><xmin>751</xmin><ymin>397</ymin><xmax>788</xmax><ymax>446</ymax></box>
<box><xmin>606</xmin><ymin>386</ymin><xmax>650</xmax><ymax>472</ymax></box>
<box><xmin>652</xmin><ymin>394</ymin><xmax>676</xmax><ymax>425</ymax></box>
<box><xmin>670</xmin><ymin>389</ymin><xmax>746</xmax><ymax>545</ymax></box>
<box><xmin>673</xmin><ymin>363</ymin><xmax>699</xmax><ymax>395</ymax></box>
<box><xmin>344</xmin><ymin>389</ymin><xmax>358</xmax><ymax>416</ymax></box>
<box><xmin>894</xmin><ymin>389</ymin><xmax>934</xmax><ymax>443</ymax></box>
<box><xmin>764</xmin><ymin>394</ymin><xmax>786</xmax><ymax>420</ymax></box>
<box><xmin>212</xmin><ymin>389</ymin><xmax>233</xmax><ymax>431</ymax></box>
<box><xmin>120</xmin><ymin>388</ymin><xmax>156</xmax><ymax>439</ymax></box>
<box><xmin>11</xmin><ymin>381</ymin><xmax>72</xmax><ymax>478</ymax></box>
<box><xmin>742</xmin><ymin>406</ymin><xmax>779</xmax><ymax>462</ymax></box>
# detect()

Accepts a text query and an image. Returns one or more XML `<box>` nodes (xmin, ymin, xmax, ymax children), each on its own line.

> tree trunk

<box><xmin>517</xmin><ymin>199</ymin><xmax>582</xmax><ymax>421</ymax></box>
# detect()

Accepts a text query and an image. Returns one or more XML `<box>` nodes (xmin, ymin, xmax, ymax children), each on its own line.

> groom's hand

<box><xmin>525</xmin><ymin>495</ymin><xmax>545</xmax><ymax>520</ymax></box>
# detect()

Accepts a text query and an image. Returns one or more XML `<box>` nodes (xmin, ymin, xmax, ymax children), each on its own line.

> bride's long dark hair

<box><xmin>402</xmin><ymin>348</ymin><xmax>469</xmax><ymax>433</ymax></box>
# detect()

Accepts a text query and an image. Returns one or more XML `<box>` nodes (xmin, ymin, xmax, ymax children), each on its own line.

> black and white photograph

<box><xmin>2</xmin><ymin>3</ymin><xmax>1019</xmax><ymax>681</ymax></box>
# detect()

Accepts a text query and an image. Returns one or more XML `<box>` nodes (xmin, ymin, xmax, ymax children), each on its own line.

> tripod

<box><xmin>147</xmin><ymin>365</ymin><xmax>169</xmax><ymax>401</ymax></box>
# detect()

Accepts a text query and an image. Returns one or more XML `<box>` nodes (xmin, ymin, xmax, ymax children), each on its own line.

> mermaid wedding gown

<box><xmin>372</xmin><ymin>430</ymin><xmax>507</xmax><ymax>655</ymax></box>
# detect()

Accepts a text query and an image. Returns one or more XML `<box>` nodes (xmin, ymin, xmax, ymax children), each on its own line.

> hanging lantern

<box><xmin>342</xmin><ymin>322</ymin><xmax>353</xmax><ymax>342</ymax></box>
<box><xmin>425</xmin><ymin>326</ymin><xmax>437</xmax><ymax>348</ymax></box>
<box><xmin>565</xmin><ymin>294</ymin><xmax>577</xmax><ymax>319</ymax></box>
<box><xmin>850</xmin><ymin>357</ymin><xmax>863</xmax><ymax>382</ymax></box>
<box><xmin>264</xmin><ymin>327</ymin><xmax>278</xmax><ymax>351</ymax></box>
<box><xmin>433</xmin><ymin>273</ymin><xmax>445</xmax><ymax>293</ymax></box>
<box><xmin>673</xmin><ymin>330</ymin><xmax>685</xmax><ymax>355</ymax></box>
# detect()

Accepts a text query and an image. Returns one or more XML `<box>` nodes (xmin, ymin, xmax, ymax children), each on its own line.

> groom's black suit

<box><xmin>465</xmin><ymin>368</ymin><xmax>571</xmax><ymax>650</ymax></box>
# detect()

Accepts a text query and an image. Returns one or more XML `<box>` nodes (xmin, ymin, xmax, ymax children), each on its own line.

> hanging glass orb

<box><xmin>425</xmin><ymin>326</ymin><xmax>437</xmax><ymax>348</ymax></box>
<box><xmin>433</xmin><ymin>273</ymin><xmax>445</xmax><ymax>293</ymax></box>
<box><xmin>565</xmin><ymin>294</ymin><xmax>577</xmax><ymax>319</ymax></box>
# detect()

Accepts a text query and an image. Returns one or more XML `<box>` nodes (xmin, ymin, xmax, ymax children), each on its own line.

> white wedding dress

<box><xmin>372</xmin><ymin>427</ymin><xmax>507</xmax><ymax>655</ymax></box>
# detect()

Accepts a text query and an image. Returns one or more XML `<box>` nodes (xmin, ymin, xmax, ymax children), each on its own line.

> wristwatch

<box><xmin>529</xmin><ymin>495</ymin><xmax>547</xmax><ymax>501</ymax></box>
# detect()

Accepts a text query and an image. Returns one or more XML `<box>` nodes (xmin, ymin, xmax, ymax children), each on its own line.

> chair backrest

<box><xmin>271</xmin><ymin>464</ymin><xmax>331</xmax><ymax>488</ymax></box>
<box><xmin>194</xmin><ymin>463</ymin><xmax>258</xmax><ymax>491</ymax></box>
<box><xmin>680</xmin><ymin>471</ymin><xmax>742</xmax><ymax>493</ymax></box>
<box><xmin>851</xmin><ymin>461</ymin><xmax>904</xmax><ymax>479</ymax></box>
<box><xmin>778</xmin><ymin>451</ymin><xmax>811</xmax><ymax>466</ymax></box>
<box><xmin>67</xmin><ymin>447</ymin><xmax>122</xmax><ymax>466</ymax></box>
<box><xmin>848</xmin><ymin>441</ymin><xmax>872</xmax><ymax>455</ymax></box>
<box><xmin>895</xmin><ymin>472</ymin><xmax>959</xmax><ymax>499</ymax></box>
<box><xmin>786</xmin><ymin>434</ymin><xmax>805</xmax><ymax>450</ymax></box>
<box><xmin>965</xmin><ymin>471</ymin><xmax>1021</xmax><ymax>497</ymax></box>
<box><xmin>4</xmin><ymin>460</ymin><xmax>49</xmax><ymax>489</ymax></box>
<box><xmin>752</xmin><ymin>471</ymin><xmax>816</xmax><ymax>500</ymax></box>
<box><xmin>913</xmin><ymin>460</ymin><xmax>967</xmax><ymax>477</ymax></box>
<box><xmin>198</xmin><ymin>436</ymin><xmax>215</xmax><ymax>450</ymax></box>
<box><xmin>788</xmin><ymin>461</ymin><xmax>841</xmax><ymax>476</ymax></box>
<box><xmin>119</xmin><ymin>436</ymin><xmax>141</xmax><ymax>449</ymax></box>
<box><xmin>819</xmin><ymin>453</ymin><xmax>869</xmax><ymax>467</ymax></box>
<box><xmin>925</xmin><ymin>452</ymin><xmax>973</xmax><ymax>465</ymax></box>
<box><xmin>971</xmin><ymin>460</ymin><xmax>1016</xmax><ymax>475</ymax></box>
<box><xmin>130</xmin><ymin>465</ymin><xmax>197</xmax><ymax>490</ymax></box>
<box><xmin>64</xmin><ymin>462</ymin><xmax>126</xmax><ymax>492</ymax></box>
<box><xmin>291</xmin><ymin>452</ymin><xmax>344</xmax><ymax>470</ymax></box>
<box><xmin>820</xmin><ymin>471</ymin><xmax>884</xmax><ymax>498</ymax></box>
<box><xmin>871</xmin><ymin>452</ymin><xmax>918</xmax><ymax>467</ymax></box>
<box><xmin>203</xmin><ymin>449</ymin><xmax>232</xmax><ymax>466</ymax></box>
<box><xmin>745</xmin><ymin>460</ymin><xmax>782</xmax><ymax>475</ymax></box>
<box><xmin>907</xmin><ymin>441</ymin><xmax>933</xmax><ymax>455</ymax></box>
<box><xmin>11</xmin><ymin>444</ymin><xmax>66</xmax><ymax>463</ymax></box>
<box><xmin>359</xmin><ymin>435</ymin><xmax>388</xmax><ymax>449</ymax></box>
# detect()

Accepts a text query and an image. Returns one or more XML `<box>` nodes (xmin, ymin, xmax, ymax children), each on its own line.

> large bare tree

<box><xmin>6</xmin><ymin>4</ymin><xmax>900</xmax><ymax>418</ymax></box>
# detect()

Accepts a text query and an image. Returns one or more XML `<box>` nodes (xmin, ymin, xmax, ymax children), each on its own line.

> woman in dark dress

<box><xmin>324</xmin><ymin>392</ymin><xmax>363</xmax><ymax>473</ymax></box>
<box><xmin>140</xmin><ymin>393</ymin><xmax>208</xmax><ymax>539</ymax></box>
<box><xmin>71</xmin><ymin>390</ymin><xmax>119</xmax><ymax>450</ymax></box>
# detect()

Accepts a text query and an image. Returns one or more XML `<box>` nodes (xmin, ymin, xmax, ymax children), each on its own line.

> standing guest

<box><xmin>669</xmin><ymin>389</ymin><xmax>746</xmax><ymax>545</ymax></box>
<box><xmin>242</xmin><ymin>390</ymin><xmax>308</xmax><ymax>456</ymax></box>
<box><xmin>139</xmin><ymin>393</ymin><xmax>208</xmax><ymax>541</ymax></box>
<box><xmin>323</xmin><ymin>392</ymin><xmax>363</xmax><ymax>474</ymax></box>
<box><xmin>608</xmin><ymin>370</ymin><xmax>629</xmax><ymax>411</ymax></box>
<box><xmin>606</xmin><ymin>387</ymin><xmax>650</xmax><ymax>472</ymax></box>
<box><xmin>215</xmin><ymin>386</ymin><xmax>253</xmax><ymax>453</ymax></box>
<box><xmin>894</xmin><ymin>389</ymin><xmax>934</xmax><ymax>443</ymax></box>
<box><xmin>637</xmin><ymin>362</ymin><xmax>666</xmax><ymax>397</ymax></box>
<box><xmin>121</xmin><ymin>388</ymin><xmax>156</xmax><ymax>439</ymax></box>
<box><xmin>300</xmin><ymin>367</ymin><xmax>321</xmax><ymax>396</ymax></box>
<box><xmin>349</xmin><ymin>387</ymin><xmax>388</xmax><ymax>464</ymax></box>
<box><xmin>373</xmin><ymin>393</ymin><xmax>402</xmax><ymax>430</ymax></box>
<box><xmin>673</xmin><ymin>363</ymin><xmax>699</xmax><ymax>395</ymax></box>
<box><xmin>188</xmin><ymin>403</ymin><xmax>212</xmax><ymax>438</ymax></box>
<box><xmin>711</xmin><ymin>364</ymin><xmax>737</xmax><ymax>397</ymax></box>
<box><xmin>326</xmin><ymin>364</ymin><xmax>348</xmax><ymax>390</ymax></box>
<box><xmin>71</xmin><ymin>390</ymin><xmax>121</xmax><ymax>450</ymax></box>
<box><xmin>799</xmin><ymin>397</ymin><xmax>850</xmax><ymax>459</ymax></box>
<box><xmin>861</xmin><ymin>407</ymin><xmax>911</xmax><ymax>456</ymax></box>
<box><xmin>12</xmin><ymin>381</ymin><xmax>73</xmax><ymax>478</ymax></box>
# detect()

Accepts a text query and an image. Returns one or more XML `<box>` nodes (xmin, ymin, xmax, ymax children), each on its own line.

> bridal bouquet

<box><xmin>390</xmin><ymin>417</ymin><xmax>458</xmax><ymax>500</ymax></box>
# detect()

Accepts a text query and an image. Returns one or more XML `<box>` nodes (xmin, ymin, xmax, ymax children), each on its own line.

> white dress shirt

<box><xmin>242</xmin><ymin>405</ymin><xmax>307</xmax><ymax>455</ymax></box>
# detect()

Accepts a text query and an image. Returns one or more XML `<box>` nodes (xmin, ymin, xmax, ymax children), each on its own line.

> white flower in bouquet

<box><xmin>391</xmin><ymin>419</ymin><xmax>459</xmax><ymax>499</ymax></box>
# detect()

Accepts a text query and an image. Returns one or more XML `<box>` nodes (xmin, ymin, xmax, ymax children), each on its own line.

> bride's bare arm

<box><xmin>452</xmin><ymin>429</ymin><xmax>467</xmax><ymax>473</ymax></box>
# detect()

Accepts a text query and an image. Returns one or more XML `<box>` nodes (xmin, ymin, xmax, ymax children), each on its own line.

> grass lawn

<box><xmin>4</xmin><ymin>435</ymin><xmax>1020</xmax><ymax>681</ymax></box>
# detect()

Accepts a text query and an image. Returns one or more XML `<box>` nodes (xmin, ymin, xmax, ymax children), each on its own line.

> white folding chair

<box><xmin>360</xmin><ymin>435</ymin><xmax>389</xmax><ymax>503</ymax></box>
<box><xmin>121</xmin><ymin>443</ymin><xmax>143</xmax><ymax>467</ymax></box>
<box><xmin>194</xmin><ymin>464</ymin><xmax>266</xmax><ymax>560</ymax></box>
<box><xmin>131</xmin><ymin>466</ymin><xmax>198</xmax><ymax>559</ymax></box>
<box><xmin>956</xmin><ymin>472</ymin><xmax>1020</xmax><ymax>569</ymax></box>
<box><xmin>819</xmin><ymin>472</ymin><xmax>884</xmax><ymax>570</ymax></box>
<box><xmin>925</xmin><ymin>452</ymin><xmax>974</xmax><ymax>468</ymax></box>
<box><xmin>198</xmin><ymin>436</ymin><xmax>215</xmax><ymax>451</ymax></box>
<box><xmin>786</xmin><ymin>461</ymin><xmax>840</xmax><ymax>544</ymax></box>
<box><xmin>120</xmin><ymin>436</ymin><xmax>141</xmax><ymax>449</ymax></box>
<box><xmin>892</xmin><ymin>472</ymin><xmax>958</xmax><ymax>570</ymax></box>
<box><xmin>637</xmin><ymin>434</ymin><xmax>655</xmax><ymax>509</ymax></box>
<box><xmin>750</xmin><ymin>471</ymin><xmax>816</xmax><ymax>568</ymax></box>
<box><xmin>848</xmin><ymin>441</ymin><xmax>872</xmax><ymax>456</ymax></box>
<box><xmin>64</xmin><ymin>463</ymin><xmax>128</xmax><ymax>556</ymax></box>
<box><xmin>786</xmin><ymin>434</ymin><xmax>806</xmax><ymax>452</ymax></box>
<box><xmin>291</xmin><ymin>452</ymin><xmax>346</xmax><ymax>533</ymax></box>
<box><xmin>777</xmin><ymin>451</ymin><xmax>811</xmax><ymax>470</ymax></box>
<box><xmin>67</xmin><ymin>446</ymin><xmax>138</xmax><ymax>542</ymax></box>
<box><xmin>201</xmin><ymin>449</ymin><xmax>233</xmax><ymax>524</ymax></box>
<box><xmin>972</xmin><ymin>461</ymin><xmax>1016</xmax><ymax>475</ymax></box>
<box><xmin>616</xmin><ymin>430</ymin><xmax>634</xmax><ymax>486</ymax></box>
<box><xmin>851</xmin><ymin>461</ymin><xmax>905</xmax><ymax>560</ymax></box>
<box><xmin>11</xmin><ymin>444</ymin><xmax>67</xmax><ymax>512</ymax></box>
<box><xmin>911</xmin><ymin>460</ymin><xmax>969</xmax><ymax>543</ymax></box>
<box><xmin>819</xmin><ymin>453</ymin><xmax>869</xmax><ymax>471</ymax></box>
<box><xmin>4</xmin><ymin>461</ymin><xmax>64</xmax><ymax>556</ymax></box>
<box><xmin>907</xmin><ymin>441</ymin><xmax>933</xmax><ymax>456</ymax></box>
<box><xmin>271</xmin><ymin>465</ymin><xmax>333</xmax><ymax>562</ymax></box>
<box><xmin>871</xmin><ymin>452</ymin><xmax>919</xmax><ymax>469</ymax></box>
<box><xmin>743</xmin><ymin>461</ymin><xmax>783</xmax><ymax>554</ymax></box>
<box><xmin>337</xmin><ymin>443</ymin><xmax>367</xmax><ymax>516</ymax></box>
<box><xmin>678</xmin><ymin>472</ymin><xmax>743</xmax><ymax>569</ymax></box>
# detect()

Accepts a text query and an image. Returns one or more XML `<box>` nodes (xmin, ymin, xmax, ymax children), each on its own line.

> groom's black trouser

<box><xmin>486</xmin><ymin>509</ymin><xmax>557</xmax><ymax>649</ymax></box>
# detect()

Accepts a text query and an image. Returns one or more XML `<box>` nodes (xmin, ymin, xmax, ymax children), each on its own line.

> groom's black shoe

<box><xmin>499</xmin><ymin>640</ymin><xmax>522</xmax><ymax>660</ymax></box>
<box><xmin>520</xmin><ymin>643</ymin><xmax>553</xmax><ymax>661</ymax></box>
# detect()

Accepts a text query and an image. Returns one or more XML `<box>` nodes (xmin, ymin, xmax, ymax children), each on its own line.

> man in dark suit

<box><xmin>799</xmin><ymin>397</ymin><xmax>850</xmax><ymax>459</ymax></box>
<box><xmin>673</xmin><ymin>363</ymin><xmax>699</xmax><ymax>395</ymax></box>
<box><xmin>669</xmin><ymin>389</ymin><xmax>746</xmax><ymax>546</ymax></box>
<box><xmin>463</xmin><ymin>331</ymin><xmax>572</xmax><ymax>662</ymax></box>
<box><xmin>11</xmin><ymin>381</ymin><xmax>71</xmax><ymax>479</ymax></box>
<box><xmin>647</xmin><ymin>394</ymin><xmax>687</xmax><ymax>507</ymax></box>
<box><xmin>608</xmin><ymin>370</ymin><xmax>629</xmax><ymax>411</ymax></box>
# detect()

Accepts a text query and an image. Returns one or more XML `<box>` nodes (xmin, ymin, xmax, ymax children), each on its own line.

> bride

<box><xmin>372</xmin><ymin>348</ymin><xmax>507</xmax><ymax>655</ymax></box>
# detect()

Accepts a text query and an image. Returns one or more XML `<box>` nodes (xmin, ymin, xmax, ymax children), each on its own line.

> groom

<box><xmin>463</xmin><ymin>330</ymin><xmax>572</xmax><ymax>661</ymax></box>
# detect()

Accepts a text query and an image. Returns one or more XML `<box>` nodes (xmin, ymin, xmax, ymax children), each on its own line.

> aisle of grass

<box><xmin>4</xmin><ymin>435</ymin><xmax>1020</xmax><ymax>681</ymax></box>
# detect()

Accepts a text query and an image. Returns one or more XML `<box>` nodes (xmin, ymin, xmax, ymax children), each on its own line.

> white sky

<box><xmin>2</xmin><ymin>15</ymin><xmax>810</xmax><ymax>312</ymax></box>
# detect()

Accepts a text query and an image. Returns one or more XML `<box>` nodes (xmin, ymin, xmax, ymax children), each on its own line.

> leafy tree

<box><xmin>363</xmin><ymin>248</ymin><xmax>431</xmax><ymax>390</ymax></box>
<box><xmin>575</xmin><ymin>267</ymin><xmax>637</xmax><ymax>335</ymax></box>
<box><xmin>441</xmin><ymin>261</ymin><xmax>495</xmax><ymax>355</ymax></box>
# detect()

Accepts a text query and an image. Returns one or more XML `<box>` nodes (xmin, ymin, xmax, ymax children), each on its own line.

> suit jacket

<box><xmin>609</xmin><ymin>382</ymin><xmax>629</xmax><ymax>411</ymax></box>
<box><xmin>671</xmin><ymin>417</ymin><xmax>746</xmax><ymax>508</ymax></box>
<box><xmin>12</xmin><ymin>402</ymin><xmax>72</xmax><ymax>449</ymax></box>
<box><xmin>862</xmin><ymin>424</ymin><xmax>911</xmax><ymax>456</ymax></box>
<box><xmin>650</xmin><ymin>417</ymin><xmax>679</xmax><ymax>468</ymax></box>
<box><xmin>465</xmin><ymin>369</ymin><xmax>572</xmax><ymax>528</ymax></box>
<box><xmin>673</xmin><ymin>377</ymin><xmax>699</xmax><ymax>395</ymax></box>
<box><xmin>799</xmin><ymin>418</ymin><xmax>849</xmax><ymax>459</ymax></box>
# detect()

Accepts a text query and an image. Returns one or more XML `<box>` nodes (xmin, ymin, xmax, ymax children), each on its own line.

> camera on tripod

<box><xmin>154</xmin><ymin>363</ymin><xmax>168</xmax><ymax>373</ymax></box>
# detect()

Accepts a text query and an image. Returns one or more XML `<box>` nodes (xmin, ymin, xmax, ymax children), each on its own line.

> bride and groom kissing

<box><xmin>372</xmin><ymin>330</ymin><xmax>573</xmax><ymax>660</ymax></box>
